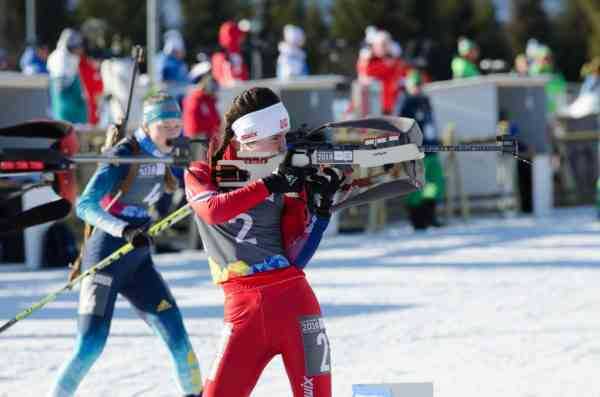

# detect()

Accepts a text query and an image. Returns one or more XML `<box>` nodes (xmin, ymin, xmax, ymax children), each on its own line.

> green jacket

<box><xmin>529</xmin><ymin>64</ymin><xmax>566</xmax><ymax>114</ymax></box>
<box><xmin>544</xmin><ymin>74</ymin><xmax>566</xmax><ymax>114</ymax></box>
<box><xmin>405</xmin><ymin>153</ymin><xmax>445</xmax><ymax>207</ymax></box>
<box><xmin>451</xmin><ymin>57</ymin><xmax>480</xmax><ymax>79</ymax></box>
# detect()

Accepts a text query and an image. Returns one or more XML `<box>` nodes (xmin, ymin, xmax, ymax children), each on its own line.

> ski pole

<box><xmin>0</xmin><ymin>204</ymin><xmax>193</xmax><ymax>335</ymax></box>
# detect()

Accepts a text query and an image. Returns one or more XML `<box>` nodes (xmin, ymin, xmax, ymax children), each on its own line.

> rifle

<box><xmin>1</xmin><ymin>116</ymin><xmax>525</xmax><ymax>219</ymax></box>
<box><xmin>211</xmin><ymin>116</ymin><xmax>526</xmax><ymax>209</ymax></box>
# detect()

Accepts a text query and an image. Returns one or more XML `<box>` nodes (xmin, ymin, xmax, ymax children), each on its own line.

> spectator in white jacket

<box><xmin>276</xmin><ymin>24</ymin><xmax>308</xmax><ymax>79</ymax></box>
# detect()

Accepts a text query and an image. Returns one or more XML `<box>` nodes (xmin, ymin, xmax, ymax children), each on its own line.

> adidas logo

<box><xmin>156</xmin><ymin>299</ymin><xmax>172</xmax><ymax>313</ymax></box>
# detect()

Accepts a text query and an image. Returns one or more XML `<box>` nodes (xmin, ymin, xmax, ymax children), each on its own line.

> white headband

<box><xmin>232</xmin><ymin>102</ymin><xmax>290</xmax><ymax>144</ymax></box>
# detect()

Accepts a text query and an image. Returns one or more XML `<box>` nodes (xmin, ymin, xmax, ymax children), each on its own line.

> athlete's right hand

<box><xmin>262</xmin><ymin>150</ymin><xmax>307</xmax><ymax>194</ymax></box>
<box><xmin>122</xmin><ymin>224</ymin><xmax>153</xmax><ymax>247</ymax></box>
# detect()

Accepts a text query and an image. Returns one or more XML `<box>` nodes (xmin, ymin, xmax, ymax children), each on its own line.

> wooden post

<box><xmin>442</xmin><ymin>123</ymin><xmax>470</xmax><ymax>221</ymax></box>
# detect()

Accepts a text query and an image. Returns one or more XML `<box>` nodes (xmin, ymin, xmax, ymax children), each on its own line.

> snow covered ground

<box><xmin>2</xmin><ymin>207</ymin><xmax>600</xmax><ymax>397</ymax></box>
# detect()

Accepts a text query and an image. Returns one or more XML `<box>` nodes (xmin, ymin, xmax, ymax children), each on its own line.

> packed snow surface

<box><xmin>2</xmin><ymin>207</ymin><xmax>599</xmax><ymax>396</ymax></box>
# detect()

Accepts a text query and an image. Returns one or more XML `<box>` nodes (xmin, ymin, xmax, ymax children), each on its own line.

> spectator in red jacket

<box><xmin>211</xmin><ymin>20</ymin><xmax>249</xmax><ymax>87</ymax></box>
<box><xmin>356</xmin><ymin>29</ymin><xmax>408</xmax><ymax>114</ymax></box>
<box><xmin>79</xmin><ymin>45</ymin><xmax>103</xmax><ymax>125</ymax></box>
<box><xmin>183</xmin><ymin>63</ymin><xmax>221</xmax><ymax>143</ymax></box>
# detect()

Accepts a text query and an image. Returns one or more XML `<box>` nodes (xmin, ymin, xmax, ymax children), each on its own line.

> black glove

<box><xmin>122</xmin><ymin>223</ymin><xmax>153</xmax><ymax>247</ymax></box>
<box><xmin>308</xmin><ymin>168</ymin><xmax>345</xmax><ymax>218</ymax></box>
<box><xmin>262</xmin><ymin>151</ymin><xmax>307</xmax><ymax>194</ymax></box>
<box><xmin>263</xmin><ymin>168</ymin><xmax>305</xmax><ymax>194</ymax></box>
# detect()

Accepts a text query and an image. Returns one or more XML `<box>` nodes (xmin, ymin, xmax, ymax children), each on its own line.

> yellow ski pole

<box><xmin>0</xmin><ymin>204</ymin><xmax>193</xmax><ymax>335</ymax></box>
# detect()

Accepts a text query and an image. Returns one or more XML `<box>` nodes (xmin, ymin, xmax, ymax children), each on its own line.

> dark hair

<box><xmin>211</xmin><ymin>87</ymin><xmax>281</xmax><ymax>165</ymax></box>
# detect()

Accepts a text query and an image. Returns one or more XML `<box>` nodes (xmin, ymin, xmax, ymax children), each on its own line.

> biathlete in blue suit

<box><xmin>48</xmin><ymin>93</ymin><xmax>203</xmax><ymax>397</ymax></box>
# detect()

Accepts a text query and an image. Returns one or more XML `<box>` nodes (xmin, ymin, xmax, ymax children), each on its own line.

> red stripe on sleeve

<box><xmin>184</xmin><ymin>161</ymin><xmax>270</xmax><ymax>225</ymax></box>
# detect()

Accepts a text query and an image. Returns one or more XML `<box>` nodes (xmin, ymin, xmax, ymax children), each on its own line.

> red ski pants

<box><xmin>203</xmin><ymin>270</ymin><xmax>332</xmax><ymax>397</ymax></box>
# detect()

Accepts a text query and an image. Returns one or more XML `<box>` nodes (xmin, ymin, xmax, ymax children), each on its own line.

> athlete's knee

<box><xmin>155</xmin><ymin>308</ymin><xmax>189</xmax><ymax>344</ymax></box>
<box><xmin>73</xmin><ymin>323</ymin><xmax>109</xmax><ymax>363</ymax></box>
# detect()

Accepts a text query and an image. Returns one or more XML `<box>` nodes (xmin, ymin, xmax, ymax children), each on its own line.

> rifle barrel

<box><xmin>70</xmin><ymin>155</ymin><xmax>177</xmax><ymax>164</ymax></box>
<box><xmin>421</xmin><ymin>144</ymin><xmax>503</xmax><ymax>152</ymax></box>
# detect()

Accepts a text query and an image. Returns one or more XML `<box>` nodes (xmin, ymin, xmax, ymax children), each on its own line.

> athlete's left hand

<box><xmin>308</xmin><ymin>167</ymin><xmax>345</xmax><ymax>217</ymax></box>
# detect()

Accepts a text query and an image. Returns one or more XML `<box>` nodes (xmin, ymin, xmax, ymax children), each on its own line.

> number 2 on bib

<box><xmin>229</xmin><ymin>214</ymin><xmax>257</xmax><ymax>245</ymax></box>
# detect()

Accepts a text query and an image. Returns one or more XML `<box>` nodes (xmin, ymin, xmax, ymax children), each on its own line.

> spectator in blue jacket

<box><xmin>276</xmin><ymin>24</ymin><xmax>308</xmax><ymax>79</ymax></box>
<box><xmin>20</xmin><ymin>42</ymin><xmax>49</xmax><ymax>75</ymax></box>
<box><xmin>155</xmin><ymin>30</ymin><xmax>189</xmax><ymax>102</ymax></box>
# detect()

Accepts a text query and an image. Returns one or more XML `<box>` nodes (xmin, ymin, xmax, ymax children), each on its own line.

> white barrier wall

<box><xmin>0</xmin><ymin>71</ymin><xmax>49</xmax><ymax>127</ymax></box>
<box><xmin>424</xmin><ymin>74</ymin><xmax>552</xmax><ymax>215</ymax></box>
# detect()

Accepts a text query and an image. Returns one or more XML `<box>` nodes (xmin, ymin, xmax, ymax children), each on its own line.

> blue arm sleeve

<box><xmin>293</xmin><ymin>215</ymin><xmax>330</xmax><ymax>269</ymax></box>
<box><xmin>170</xmin><ymin>166</ymin><xmax>185</xmax><ymax>188</ymax></box>
<box><xmin>75</xmin><ymin>149</ymin><xmax>130</xmax><ymax>237</ymax></box>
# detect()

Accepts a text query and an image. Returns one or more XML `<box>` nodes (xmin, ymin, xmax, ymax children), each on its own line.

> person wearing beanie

<box><xmin>451</xmin><ymin>37</ymin><xmax>480</xmax><ymax>79</ymax></box>
<box><xmin>356</xmin><ymin>29</ymin><xmax>409</xmax><ymax>114</ymax></box>
<box><xmin>47</xmin><ymin>28</ymin><xmax>88</xmax><ymax>124</ymax></box>
<box><xmin>183</xmin><ymin>62</ymin><xmax>221</xmax><ymax>147</ymax></box>
<box><xmin>400</xmin><ymin>70</ymin><xmax>445</xmax><ymax>230</ymax></box>
<box><xmin>528</xmin><ymin>44</ymin><xmax>566</xmax><ymax>114</ymax></box>
<box><xmin>276</xmin><ymin>24</ymin><xmax>309</xmax><ymax>79</ymax></box>
<box><xmin>47</xmin><ymin>92</ymin><xmax>204</xmax><ymax>397</ymax></box>
<box><xmin>20</xmin><ymin>42</ymin><xmax>49</xmax><ymax>75</ymax></box>
<box><xmin>211</xmin><ymin>20</ymin><xmax>249</xmax><ymax>87</ymax></box>
<box><xmin>155</xmin><ymin>29</ymin><xmax>190</xmax><ymax>101</ymax></box>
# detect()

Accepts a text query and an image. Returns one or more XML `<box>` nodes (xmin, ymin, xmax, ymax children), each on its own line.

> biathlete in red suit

<box><xmin>184</xmin><ymin>87</ymin><xmax>344</xmax><ymax>397</ymax></box>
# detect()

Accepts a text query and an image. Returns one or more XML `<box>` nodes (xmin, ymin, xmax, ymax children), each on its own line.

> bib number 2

<box><xmin>229</xmin><ymin>214</ymin><xmax>257</xmax><ymax>245</ymax></box>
